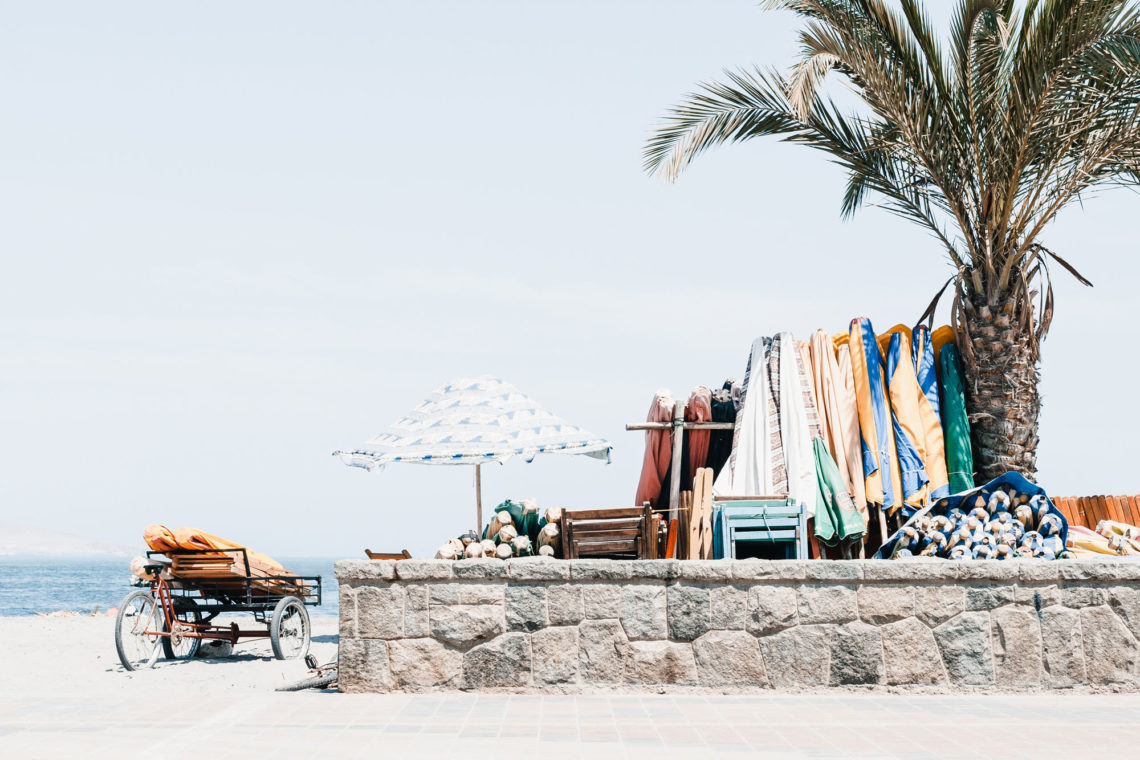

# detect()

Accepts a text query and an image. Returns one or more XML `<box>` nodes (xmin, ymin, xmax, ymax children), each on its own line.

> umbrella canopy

<box><xmin>333</xmin><ymin>376</ymin><xmax>612</xmax><ymax>538</ymax></box>
<box><xmin>335</xmin><ymin>375</ymin><xmax>612</xmax><ymax>468</ymax></box>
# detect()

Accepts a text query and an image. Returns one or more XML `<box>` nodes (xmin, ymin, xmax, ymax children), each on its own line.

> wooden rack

<box><xmin>625</xmin><ymin>400</ymin><xmax>733</xmax><ymax>525</ymax></box>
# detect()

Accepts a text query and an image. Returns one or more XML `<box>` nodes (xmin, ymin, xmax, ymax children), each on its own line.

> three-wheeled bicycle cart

<box><xmin>114</xmin><ymin>547</ymin><xmax>322</xmax><ymax>671</ymax></box>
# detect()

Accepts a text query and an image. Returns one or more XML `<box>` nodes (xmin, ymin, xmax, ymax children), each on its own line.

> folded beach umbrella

<box><xmin>334</xmin><ymin>376</ymin><xmax>612</xmax><ymax>532</ymax></box>
<box><xmin>911</xmin><ymin>326</ymin><xmax>942</xmax><ymax>420</ymax></box>
<box><xmin>847</xmin><ymin>318</ymin><xmax>902</xmax><ymax>515</ymax></box>
<box><xmin>884</xmin><ymin>331</ymin><xmax>934</xmax><ymax>513</ymax></box>
<box><xmin>939</xmin><ymin>344</ymin><xmax>975</xmax><ymax>493</ymax></box>
<box><xmin>813</xmin><ymin>438</ymin><xmax>865</xmax><ymax>545</ymax></box>
<box><xmin>809</xmin><ymin>330</ymin><xmax>867</xmax><ymax>526</ymax></box>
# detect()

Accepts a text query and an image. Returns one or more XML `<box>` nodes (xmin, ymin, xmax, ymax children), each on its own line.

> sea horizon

<box><xmin>0</xmin><ymin>555</ymin><xmax>342</xmax><ymax>617</ymax></box>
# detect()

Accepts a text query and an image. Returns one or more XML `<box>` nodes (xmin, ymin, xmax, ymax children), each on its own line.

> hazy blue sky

<box><xmin>2</xmin><ymin>1</ymin><xmax>1135</xmax><ymax>556</ymax></box>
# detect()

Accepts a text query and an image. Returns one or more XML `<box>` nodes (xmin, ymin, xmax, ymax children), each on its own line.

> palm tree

<box><xmin>646</xmin><ymin>0</ymin><xmax>1140</xmax><ymax>483</ymax></box>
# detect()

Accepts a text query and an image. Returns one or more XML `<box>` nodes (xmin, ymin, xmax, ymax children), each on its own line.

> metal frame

<box><xmin>137</xmin><ymin>548</ymin><xmax>321</xmax><ymax>646</ymax></box>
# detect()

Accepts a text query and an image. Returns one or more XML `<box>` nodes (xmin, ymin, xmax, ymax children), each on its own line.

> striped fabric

<box><xmin>334</xmin><ymin>376</ymin><xmax>612</xmax><ymax>468</ymax></box>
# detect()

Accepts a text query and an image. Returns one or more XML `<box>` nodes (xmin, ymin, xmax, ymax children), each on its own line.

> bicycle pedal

<box><xmin>304</xmin><ymin>654</ymin><xmax>318</xmax><ymax>670</ymax></box>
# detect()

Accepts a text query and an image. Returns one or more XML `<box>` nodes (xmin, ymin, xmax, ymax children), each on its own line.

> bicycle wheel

<box><xmin>161</xmin><ymin>596</ymin><xmax>202</xmax><ymax>660</ymax></box>
<box><xmin>115</xmin><ymin>589</ymin><xmax>164</xmax><ymax>671</ymax></box>
<box><xmin>270</xmin><ymin>596</ymin><xmax>310</xmax><ymax>660</ymax></box>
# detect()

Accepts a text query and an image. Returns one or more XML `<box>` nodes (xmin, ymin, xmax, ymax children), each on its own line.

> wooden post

<box><xmin>475</xmin><ymin>464</ymin><xmax>483</xmax><ymax>537</ymax></box>
<box><xmin>668</xmin><ymin>400</ymin><xmax>685</xmax><ymax>528</ymax></box>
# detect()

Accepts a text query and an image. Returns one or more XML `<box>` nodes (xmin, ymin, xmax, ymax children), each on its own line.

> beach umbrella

<box><xmin>333</xmin><ymin>375</ymin><xmax>612</xmax><ymax>533</ymax></box>
<box><xmin>939</xmin><ymin>344</ymin><xmax>975</xmax><ymax>493</ymax></box>
<box><xmin>845</xmin><ymin>318</ymin><xmax>902</xmax><ymax>516</ymax></box>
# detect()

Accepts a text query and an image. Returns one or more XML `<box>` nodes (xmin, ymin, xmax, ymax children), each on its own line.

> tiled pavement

<box><xmin>3</xmin><ymin>691</ymin><xmax>1140</xmax><ymax>759</ymax></box>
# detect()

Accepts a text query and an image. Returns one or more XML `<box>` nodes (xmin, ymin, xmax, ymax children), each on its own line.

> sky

<box><xmin>1</xmin><ymin>1</ymin><xmax>1136</xmax><ymax>557</ymax></box>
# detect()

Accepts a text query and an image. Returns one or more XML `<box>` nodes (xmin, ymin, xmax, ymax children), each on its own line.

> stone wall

<box><xmin>335</xmin><ymin>558</ymin><xmax>1140</xmax><ymax>693</ymax></box>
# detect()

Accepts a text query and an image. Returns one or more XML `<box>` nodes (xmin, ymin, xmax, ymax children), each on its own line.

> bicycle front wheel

<box><xmin>115</xmin><ymin>589</ymin><xmax>164</xmax><ymax>671</ymax></box>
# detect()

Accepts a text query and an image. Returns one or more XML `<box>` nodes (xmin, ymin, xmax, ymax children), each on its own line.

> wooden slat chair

<box><xmin>1054</xmin><ymin>495</ymin><xmax>1140</xmax><ymax>530</ymax></box>
<box><xmin>364</xmin><ymin>549</ymin><xmax>412</xmax><ymax>560</ymax></box>
<box><xmin>561</xmin><ymin>505</ymin><xmax>656</xmax><ymax>559</ymax></box>
<box><xmin>714</xmin><ymin>497</ymin><xmax>807</xmax><ymax>560</ymax></box>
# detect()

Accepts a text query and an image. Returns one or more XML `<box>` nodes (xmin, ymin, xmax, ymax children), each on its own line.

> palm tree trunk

<box><xmin>959</xmin><ymin>294</ymin><xmax>1040</xmax><ymax>483</ymax></box>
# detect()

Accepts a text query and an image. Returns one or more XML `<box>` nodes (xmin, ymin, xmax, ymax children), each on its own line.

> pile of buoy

<box><xmin>435</xmin><ymin>499</ymin><xmax>563</xmax><ymax>560</ymax></box>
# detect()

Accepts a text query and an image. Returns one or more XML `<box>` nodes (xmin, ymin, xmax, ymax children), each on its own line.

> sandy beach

<box><xmin>0</xmin><ymin>615</ymin><xmax>339</xmax><ymax>699</ymax></box>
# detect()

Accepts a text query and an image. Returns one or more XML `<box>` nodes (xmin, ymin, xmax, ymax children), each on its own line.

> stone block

<box><xmin>507</xmin><ymin>558</ymin><xmax>570</xmax><ymax>581</ymax></box>
<box><xmin>581</xmin><ymin>584</ymin><xmax>621</xmax><ymax>619</ymax></box>
<box><xmin>668</xmin><ymin>585</ymin><xmax>712</xmax><ymax>641</ymax></box>
<box><xmin>710</xmin><ymin>585</ymin><xmax>749</xmax><ymax>630</ymax></box>
<box><xmin>1015</xmin><ymin>584</ymin><xmax>1059</xmax><ymax>610</ymax></box>
<box><xmin>797</xmin><ymin>584</ymin><xmax>857</xmax><ymax>625</ymax></box>
<box><xmin>915</xmin><ymin>585</ymin><xmax>966</xmax><ymax>627</ymax></box>
<box><xmin>579</xmin><ymin>620</ymin><xmax>630</xmax><ymax>683</ymax></box>
<box><xmin>830</xmin><ymin>621</ymin><xmax>883</xmax><ymax>685</ymax></box>
<box><xmin>388</xmin><ymin>638</ymin><xmax>462</xmax><ymax>689</ymax></box>
<box><xmin>462</xmin><ymin>633</ymin><xmax>533</xmax><ymax>688</ymax></box>
<box><xmin>624</xmin><ymin>642</ymin><xmax>698</xmax><ymax>685</ymax></box>
<box><xmin>505</xmin><ymin>584</ymin><xmax>547</xmax><ymax>632</ymax></box>
<box><xmin>732</xmin><ymin>560</ymin><xmax>806</xmax><ymax>580</ymax></box>
<box><xmin>1107</xmin><ymin>586</ymin><xmax>1140</xmax><ymax>640</ymax></box>
<box><xmin>1060</xmin><ymin>560</ymin><xmax>1140</xmax><ymax>582</ymax></box>
<box><xmin>570</xmin><ymin>560</ymin><xmax>633</xmax><ymax>580</ymax></box>
<box><xmin>395</xmin><ymin>559</ymin><xmax>454</xmax><ymax>580</ymax></box>
<box><xmin>430</xmin><ymin>604</ymin><xmax>504</xmax><ymax>648</ymax></box>
<box><xmin>428</xmin><ymin>583</ymin><xmax>502</xmax><ymax>605</ymax></box>
<box><xmin>991</xmin><ymin>606</ymin><xmax>1044</xmax><ymax>688</ymax></box>
<box><xmin>453</xmin><ymin>559</ymin><xmax>509</xmax><ymax>579</ymax></box>
<box><xmin>336</xmin><ymin>559</ymin><xmax>395</xmax><ymax>581</ymax></box>
<box><xmin>631</xmin><ymin>560</ymin><xmax>680</xmax><ymax>580</ymax></box>
<box><xmin>357</xmin><ymin>584</ymin><xmax>405</xmax><ymax>639</ymax></box>
<box><xmin>805</xmin><ymin>562</ymin><xmax>863</xmax><ymax>581</ymax></box>
<box><xmin>339</xmin><ymin>585</ymin><xmax>358</xmax><ymax>638</ymax></box>
<box><xmin>532</xmin><ymin>626</ymin><xmax>579</xmax><ymax>684</ymax></box>
<box><xmin>1040</xmin><ymin>606</ymin><xmax>1085</xmax><ymax>687</ymax></box>
<box><xmin>858</xmin><ymin>584</ymin><xmax>914</xmax><ymax>624</ymax></box>
<box><xmin>405</xmin><ymin>585</ymin><xmax>429</xmax><ymax>637</ymax></box>
<box><xmin>1081</xmin><ymin>605</ymin><xmax>1140</xmax><ymax>685</ymax></box>
<box><xmin>678</xmin><ymin>561</ymin><xmax>733</xmax><ymax>581</ymax></box>
<box><xmin>548</xmin><ymin>584</ymin><xmax>585</xmax><ymax>626</ymax></box>
<box><xmin>934</xmin><ymin>612</ymin><xmax>993</xmax><ymax>687</ymax></box>
<box><xmin>1060</xmin><ymin>586</ymin><xmax>1106</xmax><ymax>608</ymax></box>
<box><xmin>864</xmin><ymin>560</ymin><xmax>957</xmax><ymax>582</ymax></box>
<box><xmin>966</xmin><ymin>584</ymin><xmax>1015</xmax><ymax>611</ymax></box>
<box><xmin>1018</xmin><ymin>560</ymin><xmax>1060</xmax><ymax>582</ymax></box>
<box><xmin>747</xmin><ymin>586</ymin><xmax>799</xmax><ymax>635</ymax></box>
<box><xmin>621</xmin><ymin>585</ymin><xmax>666</xmax><ymax>640</ymax></box>
<box><xmin>956</xmin><ymin>562</ymin><xmax>1017</xmax><ymax>582</ymax></box>
<box><xmin>758</xmin><ymin>625</ymin><xmax>831</xmax><ymax>688</ymax></box>
<box><xmin>882</xmin><ymin>618</ymin><xmax>946</xmax><ymax>685</ymax></box>
<box><xmin>338</xmin><ymin>638</ymin><xmax>394</xmax><ymax>692</ymax></box>
<box><xmin>693</xmin><ymin>630</ymin><xmax>768</xmax><ymax>687</ymax></box>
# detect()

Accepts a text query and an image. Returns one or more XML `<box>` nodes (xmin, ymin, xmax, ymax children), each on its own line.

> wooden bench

<box><xmin>364</xmin><ymin>549</ymin><xmax>412</xmax><ymax>560</ymax></box>
<box><xmin>561</xmin><ymin>506</ymin><xmax>657</xmax><ymax>559</ymax></box>
<box><xmin>1053</xmin><ymin>496</ymin><xmax>1140</xmax><ymax>530</ymax></box>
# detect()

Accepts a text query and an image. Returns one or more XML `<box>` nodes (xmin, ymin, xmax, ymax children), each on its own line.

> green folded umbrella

<box><xmin>813</xmin><ymin>437</ymin><xmax>865</xmax><ymax>545</ymax></box>
<box><xmin>939</xmin><ymin>344</ymin><xmax>975</xmax><ymax>493</ymax></box>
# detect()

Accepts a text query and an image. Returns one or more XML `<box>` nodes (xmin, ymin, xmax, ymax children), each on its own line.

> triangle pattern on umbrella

<box><xmin>334</xmin><ymin>375</ymin><xmax>612</xmax><ymax>469</ymax></box>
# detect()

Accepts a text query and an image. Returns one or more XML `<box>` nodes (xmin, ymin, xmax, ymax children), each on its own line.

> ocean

<box><xmin>0</xmin><ymin>556</ymin><xmax>341</xmax><ymax>617</ymax></box>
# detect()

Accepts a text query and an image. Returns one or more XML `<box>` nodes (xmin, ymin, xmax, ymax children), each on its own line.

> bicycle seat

<box><xmin>143</xmin><ymin>564</ymin><xmax>164</xmax><ymax>576</ymax></box>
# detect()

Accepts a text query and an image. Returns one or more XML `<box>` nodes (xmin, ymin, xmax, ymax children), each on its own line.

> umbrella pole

<box><xmin>475</xmin><ymin>464</ymin><xmax>483</xmax><ymax>536</ymax></box>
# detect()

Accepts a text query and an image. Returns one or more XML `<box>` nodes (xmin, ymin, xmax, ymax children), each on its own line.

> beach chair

<box><xmin>364</xmin><ymin>549</ymin><xmax>412</xmax><ymax>560</ymax></box>
<box><xmin>561</xmin><ymin>505</ymin><xmax>656</xmax><ymax>559</ymax></box>
<box><xmin>714</xmin><ymin>497</ymin><xmax>807</xmax><ymax>559</ymax></box>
